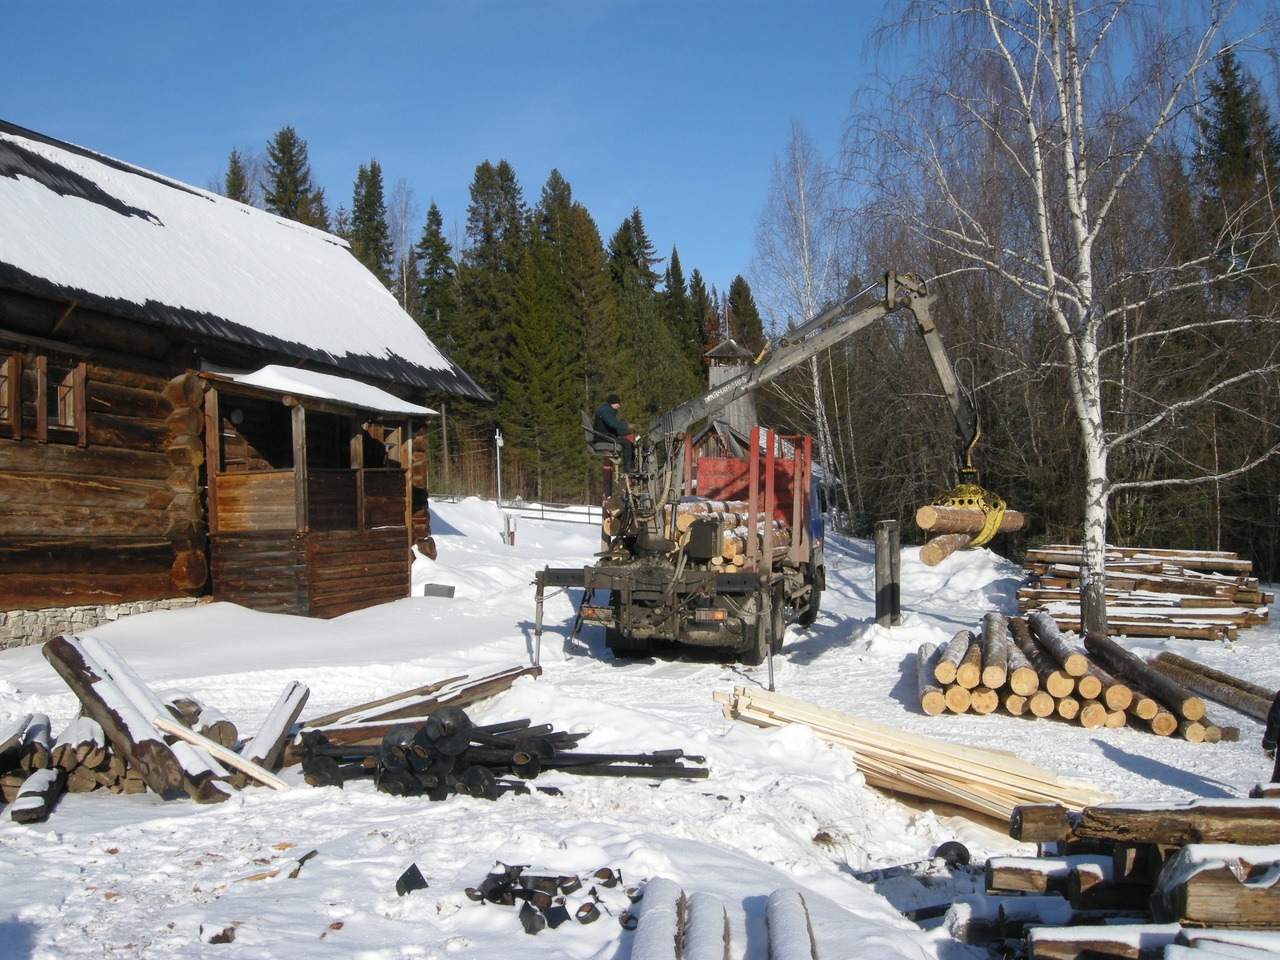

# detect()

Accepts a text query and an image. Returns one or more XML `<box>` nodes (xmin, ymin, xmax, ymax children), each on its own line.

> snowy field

<box><xmin>1</xmin><ymin>496</ymin><xmax>1276</xmax><ymax>959</ymax></box>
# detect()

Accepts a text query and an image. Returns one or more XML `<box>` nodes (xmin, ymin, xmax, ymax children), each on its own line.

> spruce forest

<box><xmin>220</xmin><ymin>38</ymin><xmax>1280</xmax><ymax>581</ymax></box>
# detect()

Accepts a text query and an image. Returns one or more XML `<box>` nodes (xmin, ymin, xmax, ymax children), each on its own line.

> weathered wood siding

<box><xmin>210</xmin><ymin>532</ymin><xmax>307</xmax><ymax>614</ymax></box>
<box><xmin>0</xmin><ymin>355</ymin><xmax>206</xmax><ymax>609</ymax></box>
<box><xmin>307</xmin><ymin>527</ymin><xmax>410</xmax><ymax>618</ymax></box>
<box><xmin>214</xmin><ymin>471</ymin><xmax>297</xmax><ymax>533</ymax></box>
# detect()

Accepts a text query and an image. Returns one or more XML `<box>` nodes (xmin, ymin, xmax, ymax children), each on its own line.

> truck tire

<box><xmin>796</xmin><ymin>586</ymin><xmax>822</xmax><ymax>627</ymax></box>
<box><xmin>770</xmin><ymin>589</ymin><xmax>786</xmax><ymax>654</ymax></box>
<box><xmin>605</xmin><ymin>625</ymin><xmax>652</xmax><ymax>660</ymax></box>
<box><xmin>743</xmin><ymin>613</ymin><xmax>768</xmax><ymax>666</ymax></box>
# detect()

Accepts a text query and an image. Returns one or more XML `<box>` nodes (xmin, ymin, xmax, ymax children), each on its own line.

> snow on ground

<box><xmin>1</xmin><ymin>497</ymin><xmax>1277</xmax><ymax>959</ymax></box>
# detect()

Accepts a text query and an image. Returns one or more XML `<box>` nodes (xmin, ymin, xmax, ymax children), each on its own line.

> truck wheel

<box><xmin>796</xmin><ymin>586</ymin><xmax>822</xmax><ymax>627</ymax></box>
<box><xmin>743</xmin><ymin>615</ymin><xmax>768</xmax><ymax>666</ymax></box>
<box><xmin>606</xmin><ymin>625</ymin><xmax>651</xmax><ymax>660</ymax></box>
<box><xmin>770</xmin><ymin>591</ymin><xmax>786</xmax><ymax>654</ymax></box>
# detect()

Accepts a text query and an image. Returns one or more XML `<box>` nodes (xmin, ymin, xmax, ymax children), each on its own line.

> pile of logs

<box><xmin>915</xmin><ymin>502</ymin><xmax>1025</xmax><ymax>566</ymax></box>
<box><xmin>715</xmin><ymin>685</ymin><xmax>1111</xmax><ymax>822</ymax></box>
<box><xmin>914</xmin><ymin>611</ymin><xmax>1240</xmax><ymax>742</ymax></box>
<box><xmin>1018</xmin><ymin>545</ymin><xmax>1273</xmax><ymax>641</ymax></box>
<box><xmin>0</xmin><ymin>634</ymin><xmax>549</xmax><ymax>823</ymax></box>
<box><xmin>296</xmin><ymin>704</ymin><xmax>707</xmax><ymax>800</ymax></box>
<box><xmin>946</xmin><ymin>795</ymin><xmax>1280</xmax><ymax>957</ymax></box>
<box><xmin>661</xmin><ymin>499</ymin><xmax>792</xmax><ymax>570</ymax></box>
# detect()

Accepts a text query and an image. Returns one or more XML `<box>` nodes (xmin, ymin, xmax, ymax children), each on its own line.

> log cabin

<box><xmin>0</xmin><ymin>120</ymin><xmax>487</xmax><ymax>646</ymax></box>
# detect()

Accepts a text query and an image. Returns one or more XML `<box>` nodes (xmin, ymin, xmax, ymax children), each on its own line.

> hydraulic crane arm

<box><xmin>648</xmin><ymin>272</ymin><xmax>979</xmax><ymax>474</ymax></box>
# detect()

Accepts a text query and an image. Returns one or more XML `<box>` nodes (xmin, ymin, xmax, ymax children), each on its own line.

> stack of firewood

<box><xmin>0</xmin><ymin>634</ymin><xmax>552</xmax><ymax>824</ymax></box>
<box><xmin>946</xmin><ymin>795</ymin><xmax>1280</xmax><ymax>956</ymax></box>
<box><xmin>1018</xmin><ymin>544</ymin><xmax>1273</xmax><ymax>640</ymax></box>
<box><xmin>914</xmin><ymin>611</ymin><xmax>1238</xmax><ymax>742</ymax></box>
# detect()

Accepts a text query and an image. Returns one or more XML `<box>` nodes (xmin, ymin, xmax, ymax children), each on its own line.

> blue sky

<box><xmin>3</xmin><ymin>1</ymin><xmax>891</xmax><ymax>303</ymax></box>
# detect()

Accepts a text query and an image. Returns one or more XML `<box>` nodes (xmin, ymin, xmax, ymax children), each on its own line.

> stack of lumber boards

<box><xmin>964</xmin><ymin>797</ymin><xmax>1280</xmax><ymax>958</ymax></box>
<box><xmin>914</xmin><ymin>611</ymin><xmax>1235</xmax><ymax>742</ymax></box>
<box><xmin>714</xmin><ymin>685</ymin><xmax>1111</xmax><ymax>822</ymax></box>
<box><xmin>1018</xmin><ymin>545</ymin><xmax>1273</xmax><ymax>641</ymax></box>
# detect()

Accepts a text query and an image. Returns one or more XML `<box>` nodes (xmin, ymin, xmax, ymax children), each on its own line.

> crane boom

<box><xmin>647</xmin><ymin>272</ymin><xmax>979</xmax><ymax>476</ymax></box>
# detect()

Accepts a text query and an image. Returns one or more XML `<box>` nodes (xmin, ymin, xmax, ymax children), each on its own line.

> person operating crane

<box><xmin>593</xmin><ymin>394</ymin><xmax>635</xmax><ymax>474</ymax></box>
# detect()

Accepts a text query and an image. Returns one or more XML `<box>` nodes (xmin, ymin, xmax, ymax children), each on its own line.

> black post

<box><xmin>875</xmin><ymin>520</ymin><xmax>901</xmax><ymax>627</ymax></box>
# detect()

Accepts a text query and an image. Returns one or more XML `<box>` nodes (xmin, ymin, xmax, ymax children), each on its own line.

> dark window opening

<box><xmin>0</xmin><ymin>350</ymin><xmax>18</xmax><ymax>439</ymax></box>
<box><xmin>219</xmin><ymin>395</ymin><xmax>292</xmax><ymax>472</ymax></box>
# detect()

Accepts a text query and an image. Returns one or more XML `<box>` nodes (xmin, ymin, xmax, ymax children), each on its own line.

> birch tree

<box><xmin>752</xmin><ymin>122</ymin><xmax>854</xmax><ymax>522</ymax></box>
<box><xmin>857</xmin><ymin>0</ymin><xmax>1280</xmax><ymax>633</ymax></box>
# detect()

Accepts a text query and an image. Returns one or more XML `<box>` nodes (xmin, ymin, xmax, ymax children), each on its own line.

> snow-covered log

<box><xmin>629</xmin><ymin>877</ymin><xmax>685</xmax><ymax>960</ymax></box>
<box><xmin>765</xmin><ymin>888</ymin><xmax>818</xmax><ymax>960</ymax></box>
<box><xmin>683</xmin><ymin>891</ymin><xmax>729</xmax><ymax>960</ymax></box>
<box><xmin>10</xmin><ymin>767</ymin><xmax>65</xmax><ymax>823</ymax></box>
<box><xmin>51</xmin><ymin>716</ymin><xmax>106</xmax><ymax>771</ymax></box>
<box><xmin>239</xmin><ymin>680</ymin><xmax>309</xmax><ymax>772</ymax></box>
<box><xmin>1152</xmin><ymin>843</ymin><xmax>1280</xmax><ymax>928</ymax></box>
<box><xmin>1025</xmin><ymin>921</ymin><xmax>1181</xmax><ymax>960</ymax></box>
<box><xmin>42</xmin><ymin>635</ymin><xmax>185</xmax><ymax>795</ymax></box>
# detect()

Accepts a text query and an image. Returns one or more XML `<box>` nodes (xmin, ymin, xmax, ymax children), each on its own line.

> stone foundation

<box><xmin>0</xmin><ymin>598</ymin><xmax>202</xmax><ymax>651</ymax></box>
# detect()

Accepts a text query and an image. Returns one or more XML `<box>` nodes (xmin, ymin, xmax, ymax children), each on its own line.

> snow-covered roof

<box><xmin>0</xmin><ymin>120</ymin><xmax>487</xmax><ymax>400</ymax></box>
<box><xmin>204</xmin><ymin>364</ymin><xmax>438</xmax><ymax>417</ymax></box>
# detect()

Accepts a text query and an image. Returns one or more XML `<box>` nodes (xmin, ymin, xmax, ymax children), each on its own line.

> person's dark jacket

<box><xmin>593</xmin><ymin>401</ymin><xmax>629</xmax><ymax>441</ymax></box>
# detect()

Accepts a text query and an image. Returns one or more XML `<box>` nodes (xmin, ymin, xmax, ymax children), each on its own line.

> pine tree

<box><xmin>457</xmin><ymin>159</ymin><xmax>529</xmax><ymax>404</ymax></box>
<box><xmin>662</xmin><ymin>247</ymin><xmax>701</xmax><ymax>391</ymax></box>
<box><xmin>689</xmin><ymin>269</ymin><xmax>716</xmax><ymax>351</ymax></box>
<box><xmin>498</xmin><ymin>237</ymin><xmax>583</xmax><ymax>500</ymax></box>
<box><xmin>727</xmin><ymin>275</ymin><xmax>765</xmax><ymax>353</ymax></box>
<box><xmin>350</xmin><ymin>159</ymin><xmax>393</xmax><ymax>286</ymax></box>
<box><xmin>416</xmin><ymin>202</ymin><xmax>459</xmax><ymax>347</ymax></box>
<box><xmin>263</xmin><ymin>126</ymin><xmax>329</xmax><ymax>230</ymax></box>
<box><xmin>224</xmin><ymin>149</ymin><xmax>250</xmax><ymax>204</ymax></box>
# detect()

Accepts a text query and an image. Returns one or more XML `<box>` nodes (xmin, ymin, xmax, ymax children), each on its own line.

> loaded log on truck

<box><xmin>534</xmin><ymin>271</ymin><xmax>1009</xmax><ymax>665</ymax></box>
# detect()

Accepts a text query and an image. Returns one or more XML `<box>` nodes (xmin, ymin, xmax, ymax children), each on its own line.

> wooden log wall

<box><xmin>1</xmin><ymin>354</ymin><xmax>207</xmax><ymax>610</ymax></box>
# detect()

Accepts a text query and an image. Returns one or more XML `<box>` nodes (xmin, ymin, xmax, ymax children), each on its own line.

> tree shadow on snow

<box><xmin>1093</xmin><ymin>739</ymin><xmax>1237</xmax><ymax>798</ymax></box>
<box><xmin>0</xmin><ymin>920</ymin><xmax>36</xmax><ymax>960</ymax></box>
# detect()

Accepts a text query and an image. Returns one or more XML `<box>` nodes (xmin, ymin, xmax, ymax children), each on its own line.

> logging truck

<box><xmin>535</xmin><ymin>272</ymin><xmax>982</xmax><ymax>664</ymax></box>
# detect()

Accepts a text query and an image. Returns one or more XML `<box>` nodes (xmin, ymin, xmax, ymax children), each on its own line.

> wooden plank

<box><xmin>1152</xmin><ymin>844</ymin><xmax>1280</xmax><ymax>927</ymax></box>
<box><xmin>153</xmin><ymin>717</ymin><xmax>287</xmax><ymax>791</ymax></box>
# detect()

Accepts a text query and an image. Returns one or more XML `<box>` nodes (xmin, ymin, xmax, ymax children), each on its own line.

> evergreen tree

<box><xmin>457</xmin><ymin>159</ymin><xmax>529</xmax><ymax>403</ymax></box>
<box><xmin>689</xmin><ymin>269</ymin><xmax>716</xmax><ymax>351</ymax></box>
<box><xmin>497</xmin><ymin>236</ymin><xmax>583</xmax><ymax>500</ymax></box>
<box><xmin>416</xmin><ymin>202</ymin><xmax>459</xmax><ymax>346</ymax></box>
<box><xmin>224</xmin><ymin>148</ymin><xmax>250</xmax><ymax>204</ymax></box>
<box><xmin>662</xmin><ymin>247</ymin><xmax>701</xmax><ymax>391</ymax></box>
<box><xmin>263</xmin><ymin>126</ymin><xmax>329</xmax><ymax>230</ymax></box>
<box><xmin>350</xmin><ymin>158</ymin><xmax>393</xmax><ymax>286</ymax></box>
<box><xmin>607</xmin><ymin>213</ymin><xmax>686</xmax><ymax>415</ymax></box>
<box><xmin>727</xmin><ymin>275</ymin><xmax>765</xmax><ymax>353</ymax></box>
